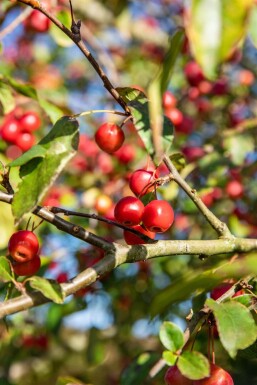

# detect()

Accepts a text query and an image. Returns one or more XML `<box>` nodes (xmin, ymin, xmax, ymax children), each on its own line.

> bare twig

<box><xmin>0</xmin><ymin>7</ymin><xmax>32</xmax><ymax>40</ymax></box>
<box><xmin>163</xmin><ymin>155</ymin><xmax>233</xmax><ymax>239</ymax></box>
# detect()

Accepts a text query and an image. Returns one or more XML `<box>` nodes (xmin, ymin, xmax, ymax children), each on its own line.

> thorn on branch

<box><xmin>69</xmin><ymin>0</ymin><xmax>81</xmax><ymax>42</ymax></box>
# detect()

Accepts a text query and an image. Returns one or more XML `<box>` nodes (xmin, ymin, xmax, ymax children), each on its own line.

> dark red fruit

<box><xmin>193</xmin><ymin>363</ymin><xmax>234</xmax><ymax>385</ymax></box>
<box><xmin>19</xmin><ymin>111</ymin><xmax>41</xmax><ymax>132</ymax></box>
<box><xmin>129</xmin><ymin>169</ymin><xmax>156</xmax><ymax>197</ymax></box>
<box><xmin>210</xmin><ymin>282</ymin><xmax>244</xmax><ymax>300</ymax></box>
<box><xmin>142</xmin><ymin>200</ymin><xmax>174</xmax><ymax>232</ymax></box>
<box><xmin>8</xmin><ymin>230</ymin><xmax>39</xmax><ymax>263</ymax></box>
<box><xmin>16</xmin><ymin>132</ymin><xmax>35</xmax><ymax>151</ymax></box>
<box><xmin>184</xmin><ymin>61</ymin><xmax>205</xmax><ymax>87</ymax></box>
<box><xmin>95</xmin><ymin>123</ymin><xmax>125</xmax><ymax>153</ymax></box>
<box><xmin>225</xmin><ymin>180</ymin><xmax>244</xmax><ymax>199</ymax></box>
<box><xmin>165</xmin><ymin>366</ymin><xmax>192</xmax><ymax>385</ymax></box>
<box><xmin>163</xmin><ymin>91</ymin><xmax>177</xmax><ymax>110</ymax></box>
<box><xmin>12</xmin><ymin>255</ymin><xmax>41</xmax><ymax>276</ymax></box>
<box><xmin>123</xmin><ymin>225</ymin><xmax>155</xmax><ymax>245</ymax></box>
<box><xmin>114</xmin><ymin>196</ymin><xmax>145</xmax><ymax>226</ymax></box>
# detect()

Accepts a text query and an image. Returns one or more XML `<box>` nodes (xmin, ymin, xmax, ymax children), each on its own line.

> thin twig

<box><xmin>0</xmin><ymin>7</ymin><xmax>32</xmax><ymax>40</ymax></box>
<box><xmin>163</xmin><ymin>155</ymin><xmax>233</xmax><ymax>239</ymax></box>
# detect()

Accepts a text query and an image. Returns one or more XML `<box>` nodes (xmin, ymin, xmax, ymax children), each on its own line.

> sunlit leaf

<box><xmin>28</xmin><ymin>276</ymin><xmax>64</xmax><ymax>304</ymax></box>
<box><xmin>177</xmin><ymin>351</ymin><xmax>210</xmax><ymax>380</ymax></box>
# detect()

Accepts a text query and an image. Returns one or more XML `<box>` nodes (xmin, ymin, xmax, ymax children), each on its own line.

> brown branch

<box><xmin>16</xmin><ymin>0</ymin><xmax>130</xmax><ymax>114</ymax></box>
<box><xmin>163</xmin><ymin>155</ymin><xmax>233</xmax><ymax>239</ymax></box>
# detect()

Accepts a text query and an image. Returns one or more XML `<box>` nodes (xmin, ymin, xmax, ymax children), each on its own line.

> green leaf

<box><xmin>11</xmin><ymin>116</ymin><xmax>79</xmax><ymax>224</ymax></box>
<box><xmin>162</xmin><ymin>351</ymin><xmax>177</xmax><ymax>366</ymax></box>
<box><xmin>206</xmin><ymin>298</ymin><xmax>257</xmax><ymax>358</ymax></box>
<box><xmin>28</xmin><ymin>276</ymin><xmax>64</xmax><ymax>304</ymax></box>
<box><xmin>50</xmin><ymin>11</ymin><xmax>73</xmax><ymax>47</ymax></box>
<box><xmin>159</xmin><ymin>321</ymin><xmax>184</xmax><ymax>352</ymax></box>
<box><xmin>56</xmin><ymin>376</ymin><xmax>86</xmax><ymax>385</ymax></box>
<box><xmin>248</xmin><ymin>6</ymin><xmax>257</xmax><ymax>47</ymax></box>
<box><xmin>117</xmin><ymin>87</ymin><xmax>154</xmax><ymax>159</ymax></box>
<box><xmin>186</xmin><ymin>0</ymin><xmax>253</xmax><ymax>78</ymax></box>
<box><xmin>0</xmin><ymin>81</ymin><xmax>15</xmax><ymax>114</ymax></box>
<box><xmin>223</xmin><ymin>134</ymin><xmax>254</xmax><ymax>166</ymax></box>
<box><xmin>232</xmin><ymin>294</ymin><xmax>253</xmax><ymax>307</ymax></box>
<box><xmin>9</xmin><ymin>145</ymin><xmax>47</xmax><ymax>167</ymax></box>
<box><xmin>177</xmin><ymin>351</ymin><xmax>210</xmax><ymax>380</ymax></box>
<box><xmin>6</xmin><ymin>76</ymin><xmax>37</xmax><ymax>99</ymax></box>
<box><xmin>160</xmin><ymin>29</ymin><xmax>184</xmax><ymax>94</ymax></box>
<box><xmin>38</xmin><ymin>98</ymin><xmax>63</xmax><ymax>124</ymax></box>
<box><xmin>169</xmin><ymin>152</ymin><xmax>186</xmax><ymax>172</ymax></box>
<box><xmin>120</xmin><ymin>352</ymin><xmax>159</xmax><ymax>385</ymax></box>
<box><xmin>0</xmin><ymin>257</ymin><xmax>14</xmax><ymax>283</ymax></box>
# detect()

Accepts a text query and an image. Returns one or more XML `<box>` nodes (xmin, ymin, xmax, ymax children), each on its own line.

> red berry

<box><xmin>142</xmin><ymin>200</ymin><xmax>174</xmax><ymax>233</ymax></box>
<box><xmin>210</xmin><ymin>282</ymin><xmax>244</xmax><ymax>300</ymax></box>
<box><xmin>225</xmin><ymin>180</ymin><xmax>244</xmax><ymax>199</ymax></box>
<box><xmin>12</xmin><ymin>255</ymin><xmax>41</xmax><ymax>276</ymax></box>
<box><xmin>193</xmin><ymin>363</ymin><xmax>234</xmax><ymax>385</ymax></box>
<box><xmin>123</xmin><ymin>225</ymin><xmax>155</xmax><ymax>245</ymax></box>
<box><xmin>24</xmin><ymin>10</ymin><xmax>50</xmax><ymax>33</ymax></box>
<box><xmin>8</xmin><ymin>230</ymin><xmax>39</xmax><ymax>263</ymax></box>
<box><xmin>95</xmin><ymin>123</ymin><xmax>125</xmax><ymax>153</ymax></box>
<box><xmin>165</xmin><ymin>108</ymin><xmax>183</xmax><ymax>126</ymax></box>
<box><xmin>114</xmin><ymin>196</ymin><xmax>145</xmax><ymax>226</ymax></box>
<box><xmin>56</xmin><ymin>272</ymin><xmax>68</xmax><ymax>283</ymax></box>
<box><xmin>1</xmin><ymin>119</ymin><xmax>21</xmax><ymax>143</ymax></box>
<box><xmin>16</xmin><ymin>132</ymin><xmax>35</xmax><ymax>151</ymax></box>
<box><xmin>129</xmin><ymin>169</ymin><xmax>156</xmax><ymax>197</ymax></box>
<box><xmin>176</xmin><ymin>116</ymin><xmax>194</xmax><ymax>134</ymax></box>
<box><xmin>163</xmin><ymin>91</ymin><xmax>177</xmax><ymax>110</ymax></box>
<box><xmin>115</xmin><ymin>143</ymin><xmax>136</xmax><ymax>164</ymax></box>
<box><xmin>184</xmin><ymin>61</ymin><xmax>205</xmax><ymax>87</ymax></box>
<box><xmin>19</xmin><ymin>111</ymin><xmax>41</xmax><ymax>132</ymax></box>
<box><xmin>165</xmin><ymin>366</ymin><xmax>192</xmax><ymax>385</ymax></box>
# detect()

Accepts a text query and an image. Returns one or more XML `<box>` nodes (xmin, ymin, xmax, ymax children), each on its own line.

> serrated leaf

<box><xmin>159</xmin><ymin>321</ymin><xmax>184</xmax><ymax>352</ymax></box>
<box><xmin>186</xmin><ymin>0</ymin><xmax>253</xmax><ymax>79</ymax></box>
<box><xmin>120</xmin><ymin>352</ymin><xmax>159</xmax><ymax>385</ymax></box>
<box><xmin>162</xmin><ymin>351</ymin><xmax>177</xmax><ymax>366</ymax></box>
<box><xmin>117</xmin><ymin>87</ymin><xmax>154</xmax><ymax>159</ymax></box>
<box><xmin>0</xmin><ymin>81</ymin><xmax>15</xmax><ymax>114</ymax></box>
<box><xmin>11</xmin><ymin>116</ymin><xmax>79</xmax><ymax>223</ymax></box>
<box><xmin>56</xmin><ymin>376</ymin><xmax>87</xmax><ymax>385</ymax></box>
<box><xmin>177</xmin><ymin>351</ymin><xmax>210</xmax><ymax>380</ymax></box>
<box><xmin>206</xmin><ymin>298</ymin><xmax>257</xmax><ymax>358</ymax></box>
<box><xmin>0</xmin><ymin>256</ymin><xmax>14</xmax><ymax>283</ymax></box>
<box><xmin>28</xmin><ymin>276</ymin><xmax>64</xmax><ymax>304</ymax></box>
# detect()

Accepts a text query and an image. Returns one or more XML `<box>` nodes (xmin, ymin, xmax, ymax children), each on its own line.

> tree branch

<box><xmin>163</xmin><ymin>155</ymin><xmax>233</xmax><ymax>239</ymax></box>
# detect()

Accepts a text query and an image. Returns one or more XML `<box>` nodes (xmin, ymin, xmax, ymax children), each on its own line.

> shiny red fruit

<box><xmin>24</xmin><ymin>10</ymin><xmax>50</xmax><ymax>33</ymax></box>
<box><xmin>19</xmin><ymin>111</ymin><xmax>41</xmax><ymax>132</ymax></box>
<box><xmin>193</xmin><ymin>364</ymin><xmax>234</xmax><ymax>385</ymax></box>
<box><xmin>225</xmin><ymin>180</ymin><xmax>244</xmax><ymax>199</ymax></box>
<box><xmin>8</xmin><ymin>230</ymin><xmax>39</xmax><ymax>263</ymax></box>
<box><xmin>95</xmin><ymin>123</ymin><xmax>125</xmax><ymax>153</ymax></box>
<box><xmin>123</xmin><ymin>225</ymin><xmax>155</xmax><ymax>245</ymax></box>
<box><xmin>129</xmin><ymin>169</ymin><xmax>156</xmax><ymax>197</ymax></box>
<box><xmin>163</xmin><ymin>91</ymin><xmax>177</xmax><ymax>110</ymax></box>
<box><xmin>142</xmin><ymin>200</ymin><xmax>174</xmax><ymax>232</ymax></box>
<box><xmin>184</xmin><ymin>61</ymin><xmax>205</xmax><ymax>87</ymax></box>
<box><xmin>1</xmin><ymin>119</ymin><xmax>21</xmax><ymax>143</ymax></box>
<box><xmin>165</xmin><ymin>366</ymin><xmax>192</xmax><ymax>385</ymax></box>
<box><xmin>16</xmin><ymin>132</ymin><xmax>35</xmax><ymax>151</ymax></box>
<box><xmin>114</xmin><ymin>196</ymin><xmax>144</xmax><ymax>226</ymax></box>
<box><xmin>12</xmin><ymin>255</ymin><xmax>41</xmax><ymax>276</ymax></box>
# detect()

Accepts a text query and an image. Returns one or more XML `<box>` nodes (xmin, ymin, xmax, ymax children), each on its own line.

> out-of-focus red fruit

<box><xmin>225</xmin><ymin>180</ymin><xmax>244</xmax><ymax>199</ymax></box>
<box><xmin>175</xmin><ymin>213</ymin><xmax>190</xmax><ymax>232</ymax></box>
<box><xmin>115</xmin><ymin>143</ymin><xmax>136</xmax><ymax>164</ymax></box>
<box><xmin>163</xmin><ymin>91</ymin><xmax>177</xmax><ymax>110</ymax></box>
<box><xmin>238</xmin><ymin>69</ymin><xmax>255</xmax><ymax>86</ymax></box>
<box><xmin>210</xmin><ymin>282</ymin><xmax>244</xmax><ymax>300</ymax></box>
<box><xmin>5</xmin><ymin>145</ymin><xmax>23</xmax><ymax>160</ymax></box>
<box><xmin>165</xmin><ymin>365</ymin><xmax>192</xmax><ymax>385</ymax></box>
<box><xmin>196</xmin><ymin>99</ymin><xmax>212</xmax><ymax>114</ymax></box>
<box><xmin>19</xmin><ymin>111</ymin><xmax>41</xmax><ymax>132</ymax></box>
<box><xmin>79</xmin><ymin>134</ymin><xmax>99</xmax><ymax>157</ymax></box>
<box><xmin>16</xmin><ymin>132</ymin><xmax>35</xmax><ymax>151</ymax></box>
<box><xmin>188</xmin><ymin>87</ymin><xmax>200</xmax><ymax>100</ymax></box>
<box><xmin>211</xmin><ymin>78</ymin><xmax>228</xmax><ymax>95</ymax></box>
<box><xmin>56</xmin><ymin>272</ymin><xmax>68</xmax><ymax>283</ymax></box>
<box><xmin>201</xmin><ymin>192</ymin><xmax>214</xmax><ymax>207</ymax></box>
<box><xmin>129</xmin><ymin>168</ymin><xmax>156</xmax><ymax>197</ymax></box>
<box><xmin>94</xmin><ymin>194</ymin><xmax>113</xmax><ymax>215</ymax></box>
<box><xmin>12</xmin><ymin>255</ymin><xmax>41</xmax><ymax>276</ymax></box>
<box><xmin>70</xmin><ymin>154</ymin><xmax>88</xmax><ymax>172</ymax></box>
<box><xmin>97</xmin><ymin>152</ymin><xmax>114</xmax><ymax>174</ymax></box>
<box><xmin>184</xmin><ymin>61</ymin><xmax>205</xmax><ymax>87</ymax></box>
<box><xmin>123</xmin><ymin>225</ymin><xmax>155</xmax><ymax>245</ymax></box>
<box><xmin>95</xmin><ymin>123</ymin><xmax>125</xmax><ymax>154</ymax></box>
<box><xmin>24</xmin><ymin>10</ymin><xmax>50</xmax><ymax>33</ymax></box>
<box><xmin>165</xmin><ymin>108</ymin><xmax>183</xmax><ymax>126</ymax></box>
<box><xmin>182</xmin><ymin>146</ymin><xmax>205</xmax><ymax>162</ymax></box>
<box><xmin>193</xmin><ymin>363</ymin><xmax>234</xmax><ymax>385</ymax></box>
<box><xmin>198</xmin><ymin>81</ymin><xmax>212</xmax><ymax>95</ymax></box>
<box><xmin>1</xmin><ymin>119</ymin><xmax>21</xmax><ymax>143</ymax></box>
<box><xmin>176</xmin><ymin>115</ymin><xmax>194</xmax><ymax>134</ymax></box>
